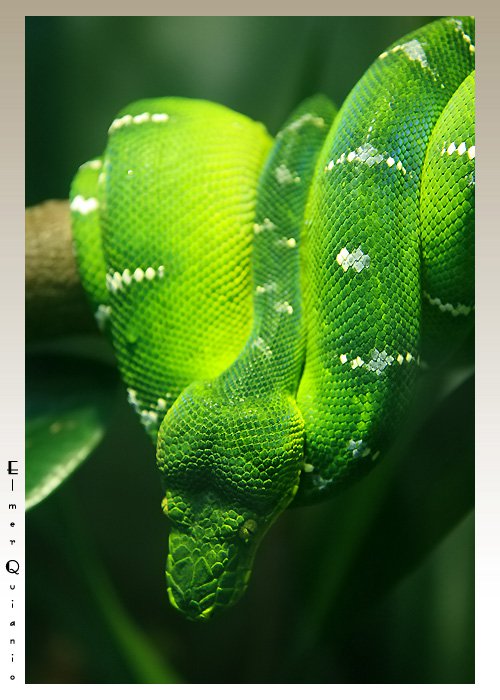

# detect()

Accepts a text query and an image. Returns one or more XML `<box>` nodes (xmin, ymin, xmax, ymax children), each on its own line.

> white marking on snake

<box><xmin>380</xmin><ymin>39</ymin><xmax>441</xmax><ymax>79</ymax></box>
<box><xmin>274</xmin><ymin>301</ymin><xmax>294</xmax><ymax>315</ymax></box>
<box><xmin>70</xmin><ymin>195</ymin><xmax>99</xmax><ymax>215</ymax></box>
<box><xmin>441</xmin><ymin>141</ymin><xmax>475</xmax><ymax>160</ymax></box>
<box><xmin>127</xmin><ymin>388</ymin><xmax>140</xmax><ymax>412</ymax></box>
<box><xmin>109</xmin><ymin>112</ymin><xmax>169</xmax><ymax>133</ymax></box>
<box><xmin>366</xmin><ymin>349</ymin><xmax>395</xmax><ymax>375</ymax></box>
<box><xmin>400</xmin><ymin>39</ymin><xmax>429</xmax><ymax>67</ymax></box>
<box><xmin>310</xmin><ymin>472</ymin><xmax>331</xmax><ymax>491</ymax></box>
<box><xmin>254</xmin><ymin>218</ymin><xmax>276</xmax><ymax>234</ymax></box>
<box><xmin>108</xmin><ymin>114</ymin><xmax>132</xmax><ymax>132</ymax></box>
<box><xmin>303</xmin><ymin>463</ymin><xmax>315</xmax><ymax>473</ymax></box>
<box><xmin>351</xmin><ymin>143</ymin><xmax>384</xmax><ymax>165</ymax></box>
<box><xmin>107</xmin><ymin>265</ymin><xmax>166</xmax><ymax>291</ymax></box>
<box><xmin>339</xmin><ymin>354</ymin><xmax>348</xmax><ymax>364</ymax></box>
<box><xmin>256</xmin><ymin>282</ymin><xmax>277</xmax><ymax>295</ymax></box>
<box><xmin>277</xmin><ymin>237</ymin><xmax>297</xmax><ymax>248</ymax></box>
<box><xmin>448</xmin><ymin>17</ymin><xmax>475</xmax><ymax>53</ymax></box>
<box><xmin>140</xmin><ymin>410</ymin><xmax>159</xmax><ymax>429</ymax></box>
<box><xmin>336</xmin><ymin>247</ymin><xmax>371</xmax><ymax>272</ymax></box>
<box><xmin>423</xmin><ymin>291</ymin><xmax>473</xmax><ymax>317</ymax></box>
<box><xmin>397</xmin><ymin>354</ymin><xmax>404</xmax><ymax>365</ymax></box>
<box><xmin>253</xmin><ymin>336</ymin><xmax>273</xmax><ymax>358</ymax></box>
<box><xmin>348</xmin><ymin>439</ymin><xmax>371</xmax><ymax>459</ymax></box>
<box><xmin>333</xmin><ymin>146</ymin><xmax>406</xmax><ymax>173</ymax></box>
<box><xmin>350</xmin><ymin>356</ymin><xmax>364</xmax><ymax>369</ymax></box>
<box><xmin>94</xmin><ymin>304</ymin><xmax>112</xmax><ymax>331</ymax></box>
<box><xmin>281</xmin><ymin>114</ymin><xmax>325</xmax><ymax>134</ymax></box>
<box><xmin>106</xmin><ymin>273</ymin><xmax>117</xmax><ymax>293</ymax></box>
<box><xmin>381</xmin><ymin>39</ymin><xmax>429</xmax><ymax>68</ymax></box>
<box><xmin>275</xmin><ymin>164</ymin><xmax>300</xmax><ymax>185</ymax></box>
<box><xmin>157</xmin><ymin>397</ymin><xmax>167</xmax><ymax>411</ymax></box>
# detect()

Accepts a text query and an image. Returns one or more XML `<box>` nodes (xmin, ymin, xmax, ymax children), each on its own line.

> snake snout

<box><xmin>166</xmin><ymin>526</ymin><xmax>254</xmax><ymax>621</ymax></box>
<box><xmin>166</xmin><ymin>584</ymin><xmax>217</xmax><ymax>622</ymax></box>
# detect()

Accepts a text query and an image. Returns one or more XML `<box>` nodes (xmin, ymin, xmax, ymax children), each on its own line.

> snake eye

<box><xmin>239</xmin><ymin>519</ymin><xmax>258</xmax><ymax>541</ymax></box>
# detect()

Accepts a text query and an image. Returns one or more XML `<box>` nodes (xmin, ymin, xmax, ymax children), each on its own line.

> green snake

<box><xmin>70</xmin><ymin>16</ymin><xmax>475</xmax><ymax>621</ymax></box>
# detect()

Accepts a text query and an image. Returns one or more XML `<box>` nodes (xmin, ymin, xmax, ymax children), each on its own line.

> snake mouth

<box><xmin>165</xmin><ymin>528</ymin><xmax>254</xmax><ymax>622</ymax></box>
<box><xmin>166</xmin><ymin>582</ymin><xmax>236</xmax><ymax>622</ymax></box>
<box><xmin>166</xmin><ymin>586</ymin><xmax>217</xmax><ymax>622</ymax></box>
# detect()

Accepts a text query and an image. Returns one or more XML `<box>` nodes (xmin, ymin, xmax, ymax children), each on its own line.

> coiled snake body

<box><xmin>70</xmin><ymin>16</ymin><xmax>475</xmax><ymax>620</ymax></box>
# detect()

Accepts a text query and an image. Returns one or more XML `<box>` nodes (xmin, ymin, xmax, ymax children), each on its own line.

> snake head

<box><xmin>161</xmin><ymin>490</ymin><xmax>270</xmax><ymax>621</ymax></box>
<box><xmin>156</xmin><ymin>381</ymin><xmax>304</xmax><ymax>621</ymax></box>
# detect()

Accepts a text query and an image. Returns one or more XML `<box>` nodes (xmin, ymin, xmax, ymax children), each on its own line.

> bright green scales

<box><xmin>71</xmin><ymin>17</ymin><xmax>475</xmax><ymax>620</ymax></box>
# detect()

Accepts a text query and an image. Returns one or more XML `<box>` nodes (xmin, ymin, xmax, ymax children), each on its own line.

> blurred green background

<box><xmin>26</xmin><ymin>16</ymin><xmax>474</xmax><ymax>684</ymax></box>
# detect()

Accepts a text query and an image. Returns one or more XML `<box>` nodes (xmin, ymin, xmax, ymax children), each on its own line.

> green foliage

<box><xmin>26</xmin><ymin>353</ymin><xmax>118</xmax><ymax>510</ymax></box>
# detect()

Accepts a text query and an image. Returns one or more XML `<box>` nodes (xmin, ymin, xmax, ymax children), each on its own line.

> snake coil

<box><xmin>71</xmin><ymin>16</ymin><xmax>475</xmax><ymax>620</ymax></box>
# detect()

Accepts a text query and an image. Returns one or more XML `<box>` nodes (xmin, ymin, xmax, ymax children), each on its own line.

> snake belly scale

<box><xmin>70</xmin><ymin>16</ymin><xmax>475</xmax><ymax>620</ymax></box>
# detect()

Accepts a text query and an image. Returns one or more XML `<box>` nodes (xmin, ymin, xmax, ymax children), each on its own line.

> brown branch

<box><xmin>26</xmin><ymin>200</ymin><xmax>97</xmax><ymax>342</ymax></box>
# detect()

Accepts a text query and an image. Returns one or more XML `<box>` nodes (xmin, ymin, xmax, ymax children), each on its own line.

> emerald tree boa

<box><xmin>70</xmin><ymin>16</ymin><xmax>475</xmax><ymax>620</ymax></box>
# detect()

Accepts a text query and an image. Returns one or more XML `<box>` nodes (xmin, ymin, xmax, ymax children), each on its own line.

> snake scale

<box><xmin>70</xmin><ymin>16</ymin><xmax>475</xmax><ymax>621</ymax></box>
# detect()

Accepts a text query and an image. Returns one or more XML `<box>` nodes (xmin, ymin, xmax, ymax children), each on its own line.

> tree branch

<box><xmin>26</xmin><ymin>200</ymin><xmax>97</xmax><ymax>342</ymax></box>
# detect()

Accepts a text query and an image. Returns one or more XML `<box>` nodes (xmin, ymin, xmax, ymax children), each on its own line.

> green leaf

<box><xmin>26</xmin><ymin>353</ymin><xmax>118</xmax><ymax>510</ymax></box>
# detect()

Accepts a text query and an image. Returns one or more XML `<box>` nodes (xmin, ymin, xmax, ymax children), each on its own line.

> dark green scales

<box><xmin>70</xmin><ymin>17</ymin><xmax>475</xmax><ymax>620</ymax></box>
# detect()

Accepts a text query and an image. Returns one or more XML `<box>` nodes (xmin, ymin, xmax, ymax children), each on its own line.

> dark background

<box><xmin>26</xmin><ymin>16</ymin><xmax>474</xmax><ymax>684</ymax></box>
